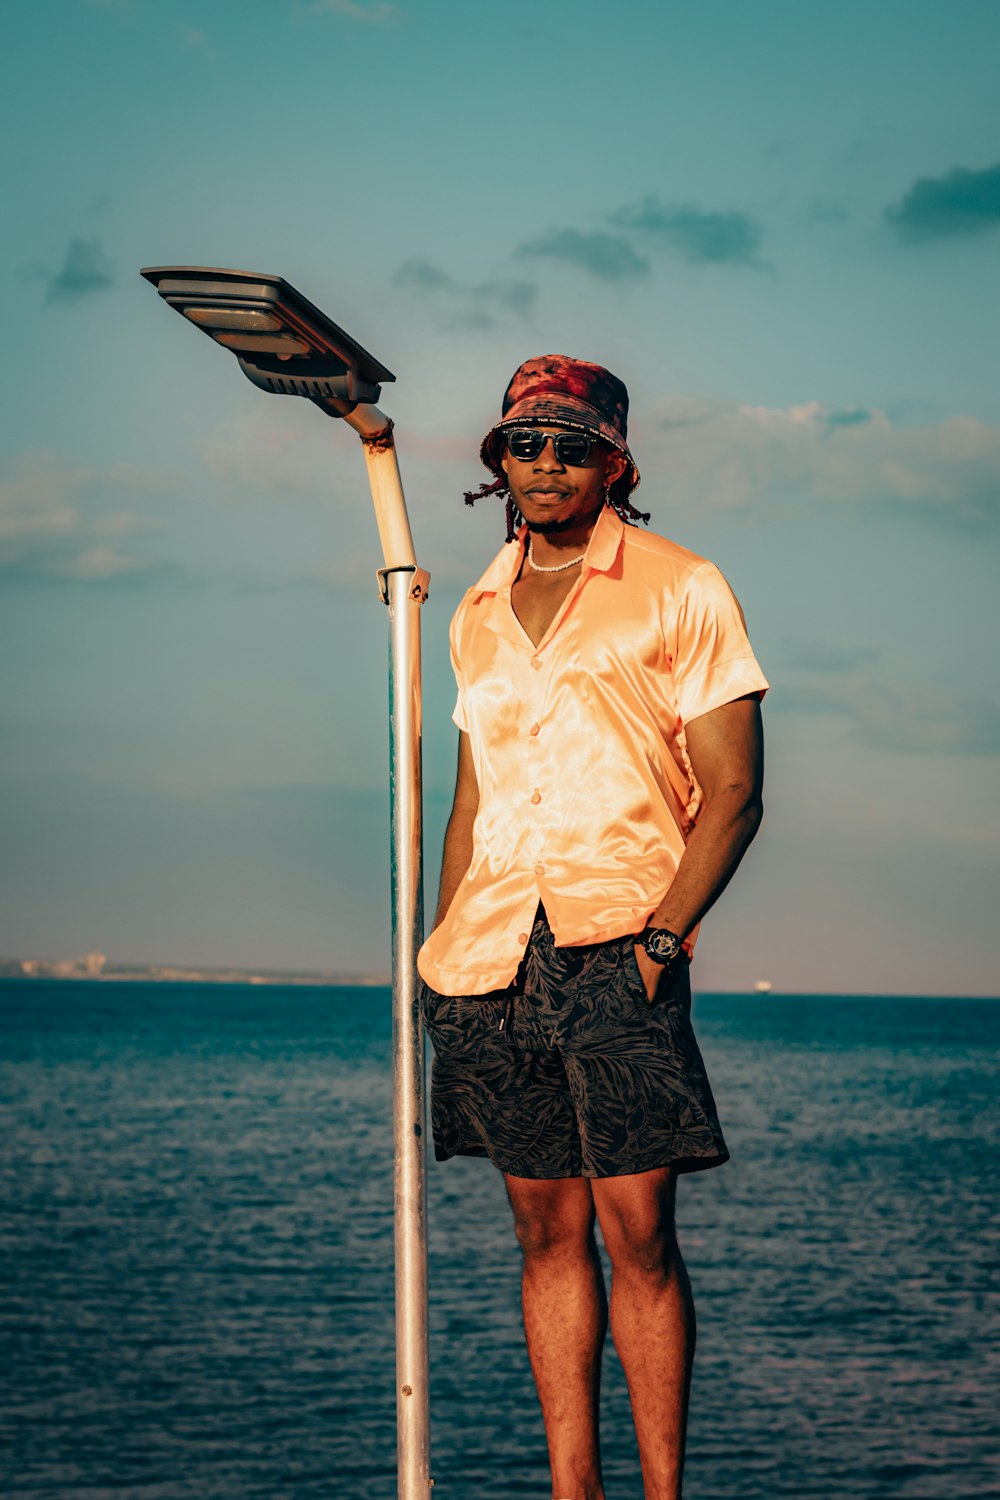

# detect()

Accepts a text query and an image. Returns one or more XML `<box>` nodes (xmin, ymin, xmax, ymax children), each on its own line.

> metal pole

<box><xmin>387</xmin><ymin>566</ymin><xmax>430</xmax><ymax>1499</ymax></box>
<box><xmin>343</xmin><ymin>406</ymin><xmax>431</xmax><ymax>1499</ymax></box>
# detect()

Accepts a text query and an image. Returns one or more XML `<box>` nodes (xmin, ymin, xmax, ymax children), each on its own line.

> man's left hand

<box><xmin>633</xmin><ymin>942</ymin><xmax>668</xmax><ymax>1004</ymax></box>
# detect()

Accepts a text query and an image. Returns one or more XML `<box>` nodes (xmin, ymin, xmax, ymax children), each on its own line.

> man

<box><xmin>418</xmin><ymin>356</ymin><xmax>768</xmax><ymax>1500</ymax></box>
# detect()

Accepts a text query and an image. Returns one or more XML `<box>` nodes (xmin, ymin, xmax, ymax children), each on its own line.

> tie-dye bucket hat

<box><xmin>480</xmin><ymin>354</ymin><xmax>641</xmax><ymax>506</ymax></box>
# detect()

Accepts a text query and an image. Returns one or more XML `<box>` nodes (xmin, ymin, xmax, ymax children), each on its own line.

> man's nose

<box><xmin>532</xmin><ymin>436</ymin><xmax>564</xmax><ymax>470</ymax></box>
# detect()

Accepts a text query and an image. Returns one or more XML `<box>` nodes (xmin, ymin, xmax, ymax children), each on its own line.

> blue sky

<box><xmin>2</xmin><ymin>0</ymin><xmax>998</xmax><ymax>994</ymax></box>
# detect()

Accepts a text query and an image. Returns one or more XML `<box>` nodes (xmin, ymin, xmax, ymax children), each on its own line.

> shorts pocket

<box><xmin>621</xmin><ymin>938</ymin><xmax>654</xmax><ymax>1005</ymax></box>
<box><xmin>623</xmin><ymin>939</ymin><xmax>689</xmax><ymax>1010</ymax></box>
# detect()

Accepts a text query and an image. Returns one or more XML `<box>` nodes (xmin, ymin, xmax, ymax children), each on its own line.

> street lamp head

<box><xmin>140</xmin><ymin>266</ymin><xmax>395</xmax><ymax>417</ymax></box>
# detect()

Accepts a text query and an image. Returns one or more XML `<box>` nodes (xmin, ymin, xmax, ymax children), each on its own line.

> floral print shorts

<box><xmin>420</xmin><ymin>906</ymin><xmax>729</xmax><ymax>1179</ymax></box>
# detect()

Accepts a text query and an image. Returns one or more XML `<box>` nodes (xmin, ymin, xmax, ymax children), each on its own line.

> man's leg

<box><xmin>504</xmin><ymin>1174</ymin><xmax>607</xmax><ymax>1500</ymax></box>
<box><xmin>591</xmin><ymin>1167</ymin><xmax>694</xmax><ymax>1500</ymax></box>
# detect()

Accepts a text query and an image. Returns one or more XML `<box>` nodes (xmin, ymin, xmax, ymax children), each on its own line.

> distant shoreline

<box><xmin>0</xmin><ymin>955</ymin><xmax>389</xmax><ymax>987</ymax></box>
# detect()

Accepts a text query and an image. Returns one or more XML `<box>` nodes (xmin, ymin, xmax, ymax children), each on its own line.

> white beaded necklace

<box><xmin>526</xmin><ymin>539</ymin><xmax>586</xmax><ymax>574</ymax></box>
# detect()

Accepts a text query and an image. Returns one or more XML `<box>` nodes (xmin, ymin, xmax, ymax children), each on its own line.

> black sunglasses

<box><xmin>504</xmin><ymin>427</ymin><xmax>598</xmax><ymax>465</ymax></box>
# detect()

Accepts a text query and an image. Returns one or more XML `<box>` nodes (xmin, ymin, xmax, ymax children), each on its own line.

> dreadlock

<box><xmin>463</xmin><ymin>477</ymin><xmax>651</xmax><ymax>544</ymax></box>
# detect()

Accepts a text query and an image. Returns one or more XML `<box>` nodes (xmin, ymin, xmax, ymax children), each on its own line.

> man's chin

<box><xmin>522</xmin><ymin>497</ymin><xmax>605</xmax><ymax>535</ymax></box>
<box><xmin>526</xmin><ymin>515</ymin><xmax>578</xmax><ymax>535</ymax></box>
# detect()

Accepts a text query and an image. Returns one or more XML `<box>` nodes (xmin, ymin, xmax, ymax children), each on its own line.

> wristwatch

<box><xmin>639</xmin><ymin>926</ymin><xmax>685</xmax><ymax>966</ymax></box>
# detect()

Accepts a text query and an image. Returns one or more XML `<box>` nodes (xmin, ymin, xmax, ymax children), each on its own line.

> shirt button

<box><xmin>530</xmin><ymin>790</ymin><xmax>541</xmax><ymax>805</ymax></box>
<box><xmin>529</xmin><ymin>723</ymin><xmax>540</xmax><ymax>736</ymax></box>
<box><xmin>517</xmin><ymin>932</ymin><xmax>529</xmax><ymax>945</ymax></box>
<box><xmin>534</xmin><ymin>862</ymin><xmax>546</xmax><ymax>875</ymax></box>
<box><xmin>530</xmin><ymin>657</ymin><xmax>542</xmax><ymax>671</ymax></box>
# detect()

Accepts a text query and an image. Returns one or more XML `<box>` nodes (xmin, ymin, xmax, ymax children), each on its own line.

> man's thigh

<box><xmin>561</xmin><ymin>947</ymin><xmax>730</xmax><ymax>1179</ymax></box>
<box><xmin>421</xmin><ymin>981</ymin><xmax>584</xmax><ymax>1177</ymax></box>
<box><xmin>503</xmin><ymin>1174</ymin><xmax>597</xmax><ymax>1252</ymax></box>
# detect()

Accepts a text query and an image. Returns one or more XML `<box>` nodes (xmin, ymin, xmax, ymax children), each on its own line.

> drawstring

<box><xmin>498</xmin><ymin>986</ymin><xmax>516</xmax><ymax>1039</ymax></box>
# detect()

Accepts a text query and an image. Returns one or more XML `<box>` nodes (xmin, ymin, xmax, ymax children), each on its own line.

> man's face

<box><xmin>501</xmin><ymin>425</ymin><xmax>628</xmax><ymax>535</ymax></box>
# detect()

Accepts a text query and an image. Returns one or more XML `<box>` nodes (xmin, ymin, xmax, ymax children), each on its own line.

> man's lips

<box><xmin>525</xmin><ymin>487</ymin><xmax>571</xmax><ymax>500</ymax></box>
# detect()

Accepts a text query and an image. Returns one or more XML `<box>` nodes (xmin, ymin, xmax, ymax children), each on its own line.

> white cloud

<box><xmin>0</xmin><ymin>454</ymin><xmax>82</xmax><ymax>540</ymax></box>
<box><xmin>54</xmin><ymin>546</ymin><xmax>152</xmax><ymax>580</ymax></box>
<box><xmin>777</xmin><ymin>669</ymin><xmax>1000</xmax><ymax>757</ymax></box>
<box><xmin>198</xmin><ymin>410</ymin><xmax>342</xmax><ymax>493</ymax></box>
<box><xmin>0</xmin><ymin>452</ymin><xmax>170</xmax><ymax>578</ymax></box>
<box><xmin>198</xmin><ymin>395</ymin><xmax>1000</xmax><ymax>561</ymax></box>
<box><xmin>639</xmin><ymin>397</ymin><xmax>1000</xmax><ymax>531</ymax></box>
<box><xmin>92</xmin><ymin>510</ymin><xmax>151</xmax><ymax>537</ymax></box>
<box><xmin>312</xmin><ymin>0</ymin><xmax>395</xmax><ymax>20</ymax></box>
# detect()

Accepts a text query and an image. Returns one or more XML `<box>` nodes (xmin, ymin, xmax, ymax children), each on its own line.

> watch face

<box><xmin>645</xmin><ymin>929</ymin><xmax>681</xmax><ymax>964</ymax></box>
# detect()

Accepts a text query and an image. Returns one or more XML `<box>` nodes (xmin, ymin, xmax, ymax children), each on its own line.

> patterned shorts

<box><xmin>420</xmin><ymin>906</ymin><xmax>729</xmax><ymax>1180</ymax></box>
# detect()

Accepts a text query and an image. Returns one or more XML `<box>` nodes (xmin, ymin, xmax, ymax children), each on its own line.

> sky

<box><xmin>2</xmin><ymin>0</ymin><xmax>998</xmax><ymax>995</ymax></box>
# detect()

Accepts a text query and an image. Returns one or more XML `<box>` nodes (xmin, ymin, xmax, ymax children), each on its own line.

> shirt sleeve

<box><xmin>670</xmin><ymin>562</ymin><xmax>770</xmax><ymax>725</ymax></box>
<box><xmin>449</xmin><ymin>609</ymin><xmax>469</xmax><ymax>733</ymax></box>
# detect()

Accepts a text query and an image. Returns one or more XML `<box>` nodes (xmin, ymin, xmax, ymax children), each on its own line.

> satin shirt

<box><xmin>417</xmin><ymin>505</ymin><xmax>769</xmax><ymax>996</ymax></box>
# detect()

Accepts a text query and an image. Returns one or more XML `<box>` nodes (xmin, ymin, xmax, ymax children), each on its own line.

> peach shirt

<box><xmin>417</xmin><ymin>505</ymin><xmax>769</xmax><ymax>996</ymax></box>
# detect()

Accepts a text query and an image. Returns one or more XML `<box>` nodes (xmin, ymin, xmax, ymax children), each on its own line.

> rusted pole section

<box><xmin>342</xmin><ymin>404</ymin><xmax>431</xmax><ymax>1500</ymax></box>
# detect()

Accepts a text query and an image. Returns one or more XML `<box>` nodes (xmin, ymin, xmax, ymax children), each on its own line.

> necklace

<box><xmin>527</xmin><ymin>539</ymin><xmax>586</xmax><ymax>574</ymax></box>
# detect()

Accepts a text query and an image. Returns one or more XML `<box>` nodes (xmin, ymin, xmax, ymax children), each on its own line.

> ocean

<box><xmin>1</xmin><ymin>981</ymin><xmax>997</xmax><ymax>1499</ymax></box>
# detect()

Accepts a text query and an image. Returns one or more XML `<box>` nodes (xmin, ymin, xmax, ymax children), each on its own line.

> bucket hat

<box><xmin>479</xmin><ymin>354</ymin><xmax>640</xmax><ymax>506</ymax></box>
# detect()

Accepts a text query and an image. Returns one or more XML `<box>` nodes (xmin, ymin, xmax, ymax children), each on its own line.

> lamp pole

<box><xmin>140</xmin><ymin>268</ymin><xmax>432</xmax><ymax>1498</ymax></box>
<box><xmin>343</xmin><ymin>403</ymin><xmax>431</xmax><ymax>1500</ymax></box>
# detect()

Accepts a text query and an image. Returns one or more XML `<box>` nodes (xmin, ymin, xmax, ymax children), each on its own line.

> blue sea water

<box><xmin>1</xmin><ymin>981</ymin><xmax>997</xmax><ymax>1499</ymax></box>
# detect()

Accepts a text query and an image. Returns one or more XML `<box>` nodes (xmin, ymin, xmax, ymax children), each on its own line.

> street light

<box><xmin>141</xmin><ymin>266</ymin><xmax>431</xmax><ymax>1499</ymax></box>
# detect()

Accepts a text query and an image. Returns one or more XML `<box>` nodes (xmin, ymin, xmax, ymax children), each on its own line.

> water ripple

<box><xmin>1</xmin><ymin>983</ymin><xmax>997</xmax><ymax>1498</ymax></box>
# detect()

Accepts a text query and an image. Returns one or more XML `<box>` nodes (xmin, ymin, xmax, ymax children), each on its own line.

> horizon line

<box><xmin>0</xmin><ymin>955</ymin><xmax>996</xmax><ymax>1003</ymax></box>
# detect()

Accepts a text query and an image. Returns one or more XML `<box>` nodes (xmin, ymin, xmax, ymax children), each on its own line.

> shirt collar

<box><xmin>471</xmin><ymin>504</ymin><xmax>625</xmax><ymax>596</ymax></box>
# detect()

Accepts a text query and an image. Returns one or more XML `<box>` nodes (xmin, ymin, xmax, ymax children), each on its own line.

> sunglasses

<box><xmin>504</xmin><ymin>427</ymin><xmax>598</xmax><ymax>465</ymax></box>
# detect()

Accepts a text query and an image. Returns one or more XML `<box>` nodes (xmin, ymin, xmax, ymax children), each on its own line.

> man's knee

<box><xmin>603</xmin><ymin>1216</ymin><xmax>680</xmax><ymax>1277</ymax></box>
<box><xmin>505</xmin><ymin>1175</ymin><xmax>595</xmax><ymax>1260</ymax></box>
<box><xmin>594</xmin><ymin>1169</ymin><xmax>680</xmax><ymax>1275</ymax></box>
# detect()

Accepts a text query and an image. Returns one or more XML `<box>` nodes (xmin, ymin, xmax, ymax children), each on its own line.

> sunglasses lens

<box><xmin>505</xmin><ymin>429</ymin><xmax>594</xmax><ymax>464</ymax></box>
<box><xmin>506</xmin><ymin>429</ymin><xmax>545</xmax><ymax>460</ymax></box>
<box><xmin>554</xmin><ymin>433</ymin><xmax>592</xmax><ymax>465</ymax></box>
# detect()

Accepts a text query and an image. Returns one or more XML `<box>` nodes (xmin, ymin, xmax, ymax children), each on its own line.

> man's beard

<box><xmin>524</xmin><ymin>497</ymin><xmax>605</xmax><ymax>536</ymax></box>
<box><xmin>526</xmin><ymin>514</ymin><xmax>580</xmax><ymax>535</ymax></box>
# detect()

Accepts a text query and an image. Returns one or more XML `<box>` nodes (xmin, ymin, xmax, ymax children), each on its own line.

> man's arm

<box><xmin>634</xmin><ymin>694</ymin><xmax>764</xmax><ymax>998</ymax></box>
<box><xmin>430</xmin><ymin>730</ymin><xmax>480</xmax><ymax>932</ymax></box>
